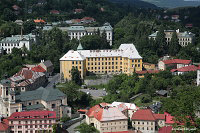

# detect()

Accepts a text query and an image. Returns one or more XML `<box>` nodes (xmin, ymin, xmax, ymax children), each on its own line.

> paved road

<box><xmin>66</xmin><ymin>119</ymin><xmax>85</xmax><ymax>133</ymax></box>
<box><xmin>80</xmin><ymin>89</ymin><xmax>107</xmax><ymax>99</ymax></box>
<box><xmin>45</xmin><ymin>73</ymin><xmax>60</xmax><ymax>88</ymax></box>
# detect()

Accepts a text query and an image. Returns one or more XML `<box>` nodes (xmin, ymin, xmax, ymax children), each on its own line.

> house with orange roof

<box><xmin>34</xmin><ymin>19</ymin><xmax>46</xmax><ymax>23</ymax></box>
<box><xmin>86</xmin><ymin>103</ymin><xmax>128</xmax><ymax>133</ymax></box>
<box><xmin>131</xmin><ymin>109</ymin><xmax>165</xmax><ymax>133</ymax></box>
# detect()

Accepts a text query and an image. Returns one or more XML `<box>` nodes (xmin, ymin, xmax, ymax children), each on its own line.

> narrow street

<box><xmin>66</xmin><ymin>119</ymin><xmax>85</xmax><ymax>133</ymax></box>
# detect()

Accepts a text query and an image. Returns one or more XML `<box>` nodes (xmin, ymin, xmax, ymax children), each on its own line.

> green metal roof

<box><xmin>16</xmin><ymin>87</ymin><xmax>66</xmax><ymax>102</ymax></box>
<box><xmin>77</xmin><ymin>43</ymin><xmax>83</xmax><ymax>50</ymax></box>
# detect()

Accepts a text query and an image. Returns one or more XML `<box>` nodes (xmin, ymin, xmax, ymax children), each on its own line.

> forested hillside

<box><xmin>142</xmin><ymin>0</ymin><xmax>200</xmax><ymax>8</ymax></box>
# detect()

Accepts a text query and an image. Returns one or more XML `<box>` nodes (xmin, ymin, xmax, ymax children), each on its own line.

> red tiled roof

<box><xmin>153</xmin><ymin>114</ymin><xmax>165</xmax><ymax>120</ymax></box>
<box><xmin>77</xmin><ymin>109</ymin><xmax>88</xmax><ymax>113</ymax></box>
<box><xmin>74</xmin><ymin>9</ymin><xmax>84</xmax><ymax>13</ymax></box>
<box><xmin>8</xmin><ymin>110</ymin><xmax>56</xmax><ymax>120</ymax></box>
<box><xmin>31</xmin><ymin>65</ymin><xmax>46</xmax><ymax>73</ymax></box>
<box><xmin>131</xmin><ymin>109</ymin><xmax>165</xmax><ymax>121</ymax></box>
<box><xmin>171</xmin><ymin>65</ymin><xmax>198</xmax><ymax>72</ymax></box>
<box><xmin>136</xmin><ymin>70</ymin><xmax>160</xmax><ymax>75</ymax></box>
<box><xmin>164</xmin><ymin>112</ymin><xmax>175</xmax><ymax>124</ymax></box>
<box><xmin>12</xmin><ymin>5</ymin><xmax>20</xmax><ymax>10</ymax></box>
<box><xmin>50</xmin><ymin>10</ymin><xmax>60</xmax><ymax>14</ymax></box>
<box><xmin>104</xmin><ymin>131</ymin><xmax>129</xmax><ymax>133</ymax></box>
<box><xmin>15</xmin><ymin>68</ymin><xmax>33</xmax><ymax>79</ymax></box>
<box><xmin>158</xmin><ymin>126</ymin><xmax>173</xmax><ymax>133</ymax></box>
<box><xmin>162</xmin><ymin>59</ymin><xmax>191</xmax><ymax>65</ymax></box>
<box><xmin>0</xmin><ymin>119</ymin><xmax>9</xmax><ymax>131</ymax></box>
<box><xmin>81</xmin><ymin>17</ymin><xmax>95</xmax><ymax>21</ymax></box>
<box><xmin>131</xmin><ymin>109</ymin><xmax>156</xmax><ymax>121</ymax></box>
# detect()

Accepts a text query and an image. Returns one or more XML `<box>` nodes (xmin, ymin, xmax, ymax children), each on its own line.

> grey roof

<box><xmin>0</xmin><ymin>34</ymin><xmax>35</xmax><ymax>43</ymax></box>
<box><xmin>148</xmin><ymin>102</ymin><xmax>162</xmax><ymax>113</ymax></box>
<box><xmin>24</xmin><ymin>104</ymin><xmax>45</xmax><ymax>110</ymax></box>
<box><xmin>42</xmin><ymin>60</ymin><xmax>53</xmax><ymax>67</ymax></box>
<box><xmin>156</xmin><ymin>90</ymin><xmax>168</xmax><ymax>96</ymax></box>
<box><xmin>0</xmin><ymin>79</ymin><xmax>11</xmax><ymax>85</ymax></box>
<box><xmin>68</xmin><ymin>25</ymin><xmax>85</xmax><ymax>31</ymax></box>
<box><xmin>16</xmin><ymin>87</ymin><xmax>66</xmax><ymax>102</ymax></box>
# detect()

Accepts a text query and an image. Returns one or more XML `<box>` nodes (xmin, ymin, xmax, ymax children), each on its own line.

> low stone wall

<box><xmin>84</xmin><ymin>75</ymin><xmax>112</xmax><ymax>86</ymax></box>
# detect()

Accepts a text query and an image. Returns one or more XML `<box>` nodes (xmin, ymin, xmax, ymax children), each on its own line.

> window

<box><xmin>88</xmin><ymin>63</ymin><xmax>90</xmax><ymax>65</ymax></box>
<box><xmin>88</xmin><ymin>58</ymin><xmax>90</xmax><ymax>61</ymax></box>
<box><xmin>98</xmin><ymin>58</ymin><xmax>100</xmax><ymax>61</ymax></box>
<box><xmin>52</xmin><ymin>104</ymin><xmax>56</xmax><ymax>108</ymax></box>
<box><xmin>36</xmin><ymin>102</ymin><xmax>39</xmax><ymax>104</ymax></box>
<box><xmin>18</xmin><ymin>126</ymin><xmax>22</xmax><ymax>129</ymax></box>
<box><xmin>112</xmin><ymin>58</ymin><xmax>114</xmax><ymax>60</ymax></box>
<box><xmin>29</xmin><ymin>102</ymin><xmax>31</xmax><ymax>105</ymax></box>
<box><xmin>102</xmin><ymin>62</ymin><xmax>104</xmax><ymax>65</ymax></box>
<box><xmin>35</xmin><ymin>125</ymin><xmax>37</xmax><ymax>128</ymax></box>
<box><xmin>72</xmin><ymin>61</ymin><xmax>74</xmax><ymax>64</ymax></box>
<box><xmin>116</xmin><ymin>57</ymin><xmax>118</xmax><ymax>60</ymax></box>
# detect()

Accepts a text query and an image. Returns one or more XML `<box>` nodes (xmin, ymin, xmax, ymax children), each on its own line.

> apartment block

<box><xmin>60</xmin><ymin>43</ymin><xmax>143</xmax><ymax>81</ymax></box>
<box><xmin>0</xmin><ymin>33</ymin><xmax>37</xmax><ymax>54</ymax></box>
<box><xmin>149</xmin><ymin>29</ymin><xmax>195</xmax><ymax>47</ymax></box>
<box><xmin>8</xmin><ymin>110</ymin><xmax>56</xmax><ymax>133</ymax></box>
<box><xmin>43</xmin><ymin>23</ymin><xmax>113</xmax><ymax>46</ymax></box>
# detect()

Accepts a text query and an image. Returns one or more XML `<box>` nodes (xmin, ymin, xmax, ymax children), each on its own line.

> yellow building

<box><xmin>60</xmin><ymin>43</ymin><xmax>143</xmax><ymax>81</ymax></box>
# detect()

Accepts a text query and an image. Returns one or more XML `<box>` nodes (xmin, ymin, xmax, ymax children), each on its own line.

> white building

<box><xmin>43</xmin><ymin>23</ymin><xmax>113</xmax><ymax>46</ymax></box>
<box><xmin>0</xmin><ymin>33</ymin><xmax>37</xmax><ymax>54</ymax></box>
<box><xmin>149</xmin><ymin>29</ymin><xmax>195</xmax><ymax>47</ymax></box>
<box><xmin>197</xmin><ymin>68</ymin><xmax>200</xmax><ymax>86</ymax></box>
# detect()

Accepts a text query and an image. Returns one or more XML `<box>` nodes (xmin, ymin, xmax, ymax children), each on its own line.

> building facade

<box><xmin>0</xmin><ymin>34</ymin><xmax>37</xmax><ymax>54</ymax></box>
<box><xmin>86</xmin><ymin>103</ymin><xmax>128</xmax><ymax>133</ymax></box>
<box><xmin>149</xmin><ymin>29</ymin><xmax>195</xmax><ymax>47</ymax></box>
<box><xmin>131</xmin><ymin>109</ymin><xmax>165</xmax><ymax>133</ymax></box>
<box><xmin>0</xmin><ymin>86</ymin><xmax>71</xmax><ymax>118</ymax></box>
<box><xmin>43</xmin><ymin>23</ymin><xmax>113</xmax><ymax>46</ymax></box>
<box><xmin>197</xmin><ymin>68</ymin><xmax>200</xmax><ymax>86</ymax></box>
<box><xmin>60</xmin><ymin>43</ymin><xmax>143</xmax><ymax>81</ymax></box>
<box><xmin>8</xmin><ymin>110</ymin><xmax>56</xmax><ymax>133</ymax></box>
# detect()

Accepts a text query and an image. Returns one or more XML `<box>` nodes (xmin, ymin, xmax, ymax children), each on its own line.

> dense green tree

<box><xmin>0</xmin><ymin>22</ymin><xmax>20</xmax><ymax>38</ymax></box>
<box><xmin>71</xmin><ymin>67</ymin><xmax>82</xmax><ymax>85</ymax></box>
<box><xmin>23</xmin><ymin>20</ymin><xmax>36</xmax><ymax>34</ymax></box>
<box><xmin>155</xmin><ymin>26</ymin><xmax>167</xmax><ymax>56</ymax></box>
<box><xmin>81</xmin><ymin>35</ymin><xmax>110</xmax><ymax>50</ymax></box>
<box><xmin>76</xmin><ymin>123</ymin><xmax>99</xmax><ymax>133</ymax></box>
<box><xmin>168</xmin><ymin>32</ymin><xmax>181</xmax><ymax>56</ymax></box>
<box><xmin>2</xmin><ymin>8</ymin><xmax>16</xmax><ymax>21</ymax></box>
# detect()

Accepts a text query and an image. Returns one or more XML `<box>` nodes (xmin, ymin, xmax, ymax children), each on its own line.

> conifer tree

<box><xmin>168</xmin><ymin>32</ymin><xmax>181</xmax><ymax>56</ymax></box>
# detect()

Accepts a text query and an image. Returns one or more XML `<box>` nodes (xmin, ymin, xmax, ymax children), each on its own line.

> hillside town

<box><xmin>0</xmin><ymin>0</ymin><xmax>200</xmax><ymax>133</ymax></box>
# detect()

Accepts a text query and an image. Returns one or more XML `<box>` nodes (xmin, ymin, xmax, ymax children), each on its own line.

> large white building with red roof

<box><xmin>8</xmin><ymin>110</ymin><xmax>56</xmax><ymax>133</ymax></box>
<box><xmin>86</xmin><ymin>103</ymin><xmax>128</xmax><ymax>133</ymax></box>
<box><xmin>158</xmin><ymin>59</ymin><xmax>192</xmax><ymax>70</ymax></box>
<box><xmin>131</xmin><ymin>109</ymin><xmax>165</xmax><ymax>133</ymax></box>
